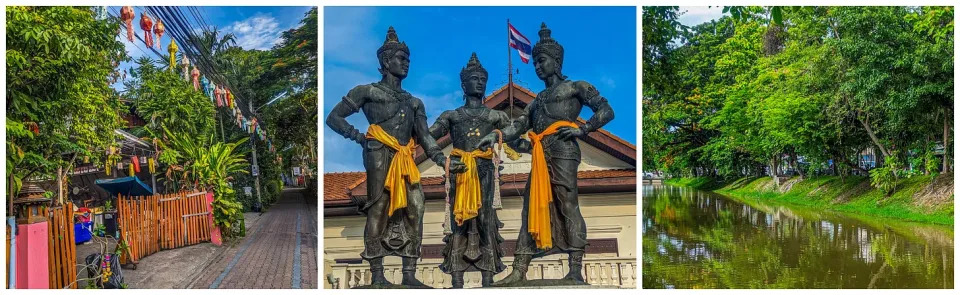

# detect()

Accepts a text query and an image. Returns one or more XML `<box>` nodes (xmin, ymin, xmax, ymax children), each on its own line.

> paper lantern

<box><xmin>154</xmin><ymin>19</ymin><xmax>165</xmax><ymax>49</ymax></box>
<box><xmin>139</xmin><ymin>13</ymin><xmax>154</xmax><ymax>48</ymax></box>
<box><xmin>168</xmin><ymin>41</ymin><xmax>178</xmax><ymax>70</ymax></box>
<box><xmin>215</xmin><ymin>85</ymin><xmax>223</xmax><ymax>107</ymax></box>
<box><xmin>120</xmin><ymin>6</ymin><xmax>135</xmax><ymax>42</ymax></box>
<box><xmin>192</xmin><ymin>67</ymin><xmax>200</xmax><ymax>91</ymax></box>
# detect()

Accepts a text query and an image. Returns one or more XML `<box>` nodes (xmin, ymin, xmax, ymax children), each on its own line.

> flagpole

<box><xmin>507</xmin><ymin>19</ymin><xmax>514</xmax><ymax>118</ymax></box>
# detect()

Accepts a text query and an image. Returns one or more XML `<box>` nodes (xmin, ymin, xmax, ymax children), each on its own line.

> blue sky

<box><xmin>111</xmin><ymin>6</ymin><xmax>313</xmax><ymax>90</ymax></box>
<box><xmin>676</xmin><ymin>6</ymin><xmax>725</xmax><ymax>27</ymax></box>
<box><xmin>324</xmin><ymin>6</ymin><xmax>637</xmax><ymax>172</ymax></box>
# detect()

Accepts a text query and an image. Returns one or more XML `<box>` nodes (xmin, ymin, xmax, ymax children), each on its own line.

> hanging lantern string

<box><xmin>146</xmin><ymin>6</ymin><xmax>275</xmax><ymax>143</ymax></box>
<box><xmin>108</xmin><ymin>7</ymin><xmax>167</xmax><ymax>60</ymax></box>
<box><xmin>107</xmin><ymin>6</ymin><xmax>279</xmax><ymax>148</ymax></box>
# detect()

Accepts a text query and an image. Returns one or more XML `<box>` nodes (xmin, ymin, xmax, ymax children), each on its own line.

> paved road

<box><xmin>189</xmin><ymin>188</ymin><xmax>317</xmax><ymax>289</ymax></box>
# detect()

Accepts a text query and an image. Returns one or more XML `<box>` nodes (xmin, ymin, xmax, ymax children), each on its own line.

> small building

<box><xmin>323</xmin><ymin>83</ymin><xmax>638</xmax><ymax>288</ymax></box>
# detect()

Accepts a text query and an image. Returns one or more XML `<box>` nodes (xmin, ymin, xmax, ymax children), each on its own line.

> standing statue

<box><xmin>325</xmin><ymin>26</ymin><xmax>465</xmax><ymax>288</ymax></box>
<box><xmin>429</xmin><ymin>53</ymin><xmax>509</xmax><ymax>288</ymax></box>
<box><xmin>478</xmin><ymin>23</ymin><xmax>615</xmax><ymax>286</ymax></box>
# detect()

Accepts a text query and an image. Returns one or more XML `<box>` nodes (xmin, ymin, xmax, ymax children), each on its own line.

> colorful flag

<box><xmin>509</xmin><ymin>23</ymin><xmax>532</xmax><ymax>63</ymax></box>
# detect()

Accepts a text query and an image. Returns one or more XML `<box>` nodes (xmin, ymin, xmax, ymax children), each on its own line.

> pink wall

<box><xmin>16</xmin><ymin>222</ymin><xmax>49</xmax><ymax>289</ymax></box>
<box><xmin>207</xmin><ymin>192</ymin><xmax>222</xmax><ymax>246</ymax></box>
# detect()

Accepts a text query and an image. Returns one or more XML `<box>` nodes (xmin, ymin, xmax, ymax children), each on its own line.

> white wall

<box><xmin>323</xmin><ymin>192</ymin><xmax>637</xmax><ymax>269</ymax></box>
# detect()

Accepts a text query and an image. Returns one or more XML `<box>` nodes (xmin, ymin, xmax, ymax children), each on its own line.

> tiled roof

<box><xmin>323</xmin><ymin>172</ymin><xmax>365</xmax><ymax>201</ymax></box>
<box><xmin>323</xmin><ymin>169</ymin><xmax>636</xmax><ymax>201</ymax></box>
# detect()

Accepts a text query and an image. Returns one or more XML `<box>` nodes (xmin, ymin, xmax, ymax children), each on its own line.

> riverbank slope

<box><xmin>663</xmin><ymin>174</ymin><xmax>954</xmax><ymax>225</ymax></box>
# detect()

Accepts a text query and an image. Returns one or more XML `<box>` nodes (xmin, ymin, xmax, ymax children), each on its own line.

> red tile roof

<box><xmin>323</xmin><ymin>172</ymin><xmax>365</xmax><ymax>201</ymax></box>
<box><xmin>416</xmin><ymin>83</ymin><xmax>636</xmax><ymax>165</ymax></box>
<box><xmin>324</xmin><ymin>169</ymin><xmax>635</xmax><ymax>201</ymax></box>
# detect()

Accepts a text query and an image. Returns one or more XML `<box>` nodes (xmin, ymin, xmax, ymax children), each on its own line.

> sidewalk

<box><xmin>72</xmin><ymin>205</ymin><xmax>269</xmax><ymax>288</ymax></box>
<box><xmin>188</xmin><ymin>188</ymin><xmax>317</xmax><ymax>289</ymax></box>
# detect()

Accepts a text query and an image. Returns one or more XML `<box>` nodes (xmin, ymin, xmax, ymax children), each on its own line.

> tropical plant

<box><xmin>123</xmin><ymin>57</ymin><xmax>216</xmax><ymax>139</ymax></box>
<box><xmin>6</xmin><ymin>6</ymin><xmax>127</xmax><ymax>199</ymax></box>
<box><xmin>161</xmin><ymin>126</ymin><xmax>249</xmax><ymax>237</ymax></box>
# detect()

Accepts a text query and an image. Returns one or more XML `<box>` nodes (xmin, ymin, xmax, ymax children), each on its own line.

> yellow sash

<box><xmin>450</xmin><ymin>148</ymin><xmax>494</xmax><ymax>225</ymax></box>
<box><xmin>526</xmin><ymin>121</ymin><xmax>579</xmax><ymax>249</ymax></box>
<box><xmin>366</xmin><ymin>124</ymin><xmax>420</xmax><ymax>217</ymax></box>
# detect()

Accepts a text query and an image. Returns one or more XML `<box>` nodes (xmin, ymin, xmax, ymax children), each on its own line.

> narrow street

<box><xmin>188</xmin><ymin>188</ymin><xmax>317</xmax><ymax>289</ymax></box>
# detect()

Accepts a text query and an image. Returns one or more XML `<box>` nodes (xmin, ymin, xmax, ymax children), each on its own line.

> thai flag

<box><xmin>509</xmin><ymin>23</ymin><xmax>532</xmax><ymax>63</ymax></box>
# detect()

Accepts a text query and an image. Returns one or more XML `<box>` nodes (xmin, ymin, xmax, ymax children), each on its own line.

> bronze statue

<box><xmin>478</xmin><ymin>23</ymin><xmax>615</xmax><ymax>286</ymax></box>
<box><xmin>325</xmin><ymin>26</ymin><xmax>465</xmax><ymax>288</ymax></box>
<box><xmin>429</xmin><ymin>53</ymin><xmax>509</xmax><ymax>288</ymax></box>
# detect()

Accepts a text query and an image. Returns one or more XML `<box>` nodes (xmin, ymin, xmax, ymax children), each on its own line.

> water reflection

<box><xmin>642</xmin><ymin>185</ymin><xmax>954</xmax><ymax>289</ymax></box>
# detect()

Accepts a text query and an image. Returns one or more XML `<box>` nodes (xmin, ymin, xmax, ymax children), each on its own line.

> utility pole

<box><xmin>249</xmin><ymin>100</ymin><xmax>262</xmax><ymax>212</ymax></box>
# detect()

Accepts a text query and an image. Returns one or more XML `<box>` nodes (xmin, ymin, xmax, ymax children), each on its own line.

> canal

<box><xmin>642</xmin><ymin>184</ymin><xmax>954</xmax><ymax>288</ymax></box>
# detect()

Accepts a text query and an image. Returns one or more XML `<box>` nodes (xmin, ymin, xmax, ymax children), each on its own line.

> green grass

<box><xmin>662</xmin><ymin>177</ymin><xmax>724</xmax><ymax>190</ymax></box>
<box><xmin>664</xmin><ymin>175</ymin><xmax>954</xmax><ymax>225</ymax></box>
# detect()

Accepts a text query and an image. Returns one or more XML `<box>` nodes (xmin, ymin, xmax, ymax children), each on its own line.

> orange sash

<box><xmin>526</xmin><ymin>121</ymin><xmax>579</xmax><ymax>249</ymax></box>
<box><xmin>366</xmin><ymin>124</ymin><xmax>419</xmax><ymax>217</ymax></box>
<box><xmin>450</xmin><ymin>148</ymin><xmax>494</xmax><ymax>225</ymax></box>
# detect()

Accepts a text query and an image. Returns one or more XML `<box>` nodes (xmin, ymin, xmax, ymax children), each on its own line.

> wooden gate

<box><xmin>45</xmin><ymin>203</ymin><xmax>78</xmax><ymax>289</ymax></box>
<box><xmin>117</xmin><ymin>191</ymin><xmax>211</xmax><ymax>264</ymax></box>
<box><xmin>159</xmin><ymin>191</ymin><xmax>211</xmax><ymax>249</ymax></box>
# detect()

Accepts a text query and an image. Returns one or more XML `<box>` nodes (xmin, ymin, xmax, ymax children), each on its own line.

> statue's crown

<box><xmin>532</xmin><ymin>22</ymin><xmax>563</xmax><ymax>64</ymax></box>
<box><xmin>377</xmin><ymin>26</ymin><xmax>410</xmax><ymax>60</ymax></box>
<box><xmin>460</xmin><ymin>52</ymin><xmax>488</xmax><ymax>82</ymax></box>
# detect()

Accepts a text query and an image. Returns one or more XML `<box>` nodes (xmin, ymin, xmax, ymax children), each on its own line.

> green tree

<box><xmin>6</xmin><ymin>6</ymin><xmax>128</xmax><ymax>199</ymax></box>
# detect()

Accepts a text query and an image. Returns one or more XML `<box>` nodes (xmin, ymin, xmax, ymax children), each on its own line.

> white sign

<box><xmin>244</xmin><ymin>187</ymin><xmax>252</xmax><ymax>196</ymax></box>
<box><xmin>293</xmin><ymin>167</ymin><xmax>301</xmax><ymax>176</ymax></box>
<box><xmin>252</xmin><ymin>165</ymin><xmax>259</xmax><ymax>176</ymax></box>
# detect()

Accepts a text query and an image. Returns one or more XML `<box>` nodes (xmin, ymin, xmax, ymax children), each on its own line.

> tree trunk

<box><xmin>943</xmin><ymin>108</ymin><xmax>951</xmax><ymax>173</ymax></box>
<box><xmin>858</xmin><ymin>113</ymin><xmax>891</xmax><ymax>160</ymax></box>
<box><xmin>792</xmin><ymin>150</ymin><xmax>805</xmax><ymax>179</ymax></box>
<box><xmin>770</xmin><ymin>154</ymin><xmax>781</xmax><ymax>187</ymax></box>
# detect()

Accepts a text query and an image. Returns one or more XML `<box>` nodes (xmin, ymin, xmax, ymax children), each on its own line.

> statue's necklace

<box><xmin>374</xmin><ymin>82</ymin><xmax>407</xmax><ymax>101</ymax></box>
<box><xmin>459</xmin><ymin>106</ymin><xmax>487</xmax><ymax>138</ymax></box>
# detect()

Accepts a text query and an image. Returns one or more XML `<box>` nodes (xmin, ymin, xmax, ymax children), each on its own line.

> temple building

<box><xmin>323</xmin><ymin>83</ymin><xmax>637</xmax><ymax>288</ymax></box>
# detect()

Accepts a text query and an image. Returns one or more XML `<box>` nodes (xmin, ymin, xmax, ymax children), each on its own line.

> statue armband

<box><xmin>585</xmin><ymin>94</ymin><xmax>609</xmax><ymax>109</ymax></box>
<box><xmin>579</xmin><ymin>82</ymin><xmax>608</xmax><ymax>109</ymax></box>
<box><xmin>341</xmin><ymin>95</ymin><xmax>361</xmax><ymax>113</ymax></box>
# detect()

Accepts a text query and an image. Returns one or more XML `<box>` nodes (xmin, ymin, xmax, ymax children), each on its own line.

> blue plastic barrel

<box><xmin>75</xmin><ymin>221</ymin><xmax>93</xmax><ymax>244</ymax></box>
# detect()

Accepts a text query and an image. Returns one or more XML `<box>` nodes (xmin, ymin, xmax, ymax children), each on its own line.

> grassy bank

<box><xmin>663</xmin><ymin>174</ymin><xmax>954</xmax><ymax>225</ymax></box>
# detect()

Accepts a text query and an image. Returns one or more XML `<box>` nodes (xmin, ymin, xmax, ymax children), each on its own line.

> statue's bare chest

<box><xmin>531</xmin><ymin>82</ymin><xmax>582</xmax><ymax>132</ymax></box>
<box><xmin>360</xmin><ymin>84</ymin><xmax>416</xmax><ymax>141</ymax></box>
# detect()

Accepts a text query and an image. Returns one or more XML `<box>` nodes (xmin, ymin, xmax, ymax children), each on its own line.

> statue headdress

<box><xmin>377</xmin><ymin>26</ymin><xmax>410</xmax><ymax>65</ymax></box>
<box><xmin>532</xmin><ymin>23</ymin><xmax>563</xmax><ymax>65</ymax></box>
<box><xmin>459</xmin><ymin>52</ymin><xmax>488</xmax><ymax>82</ymax></box>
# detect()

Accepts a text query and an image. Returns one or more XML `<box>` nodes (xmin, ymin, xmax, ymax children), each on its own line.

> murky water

<box><xmin>642</xmin><ymin>185</ymin><xmax>954</xmax><ymax>289</ymax></box>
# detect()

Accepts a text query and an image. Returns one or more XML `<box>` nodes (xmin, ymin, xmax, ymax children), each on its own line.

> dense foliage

<box><xmin>7</xmin><ymin>7</ymin><xmax>318</xmax><ymax>239</ymax></box>
<box><xmin>643</xmin><ymin>7</ymin><xmax>954</xmax><ymax>191</ymax></box>
<box><xmin>124</xmin><ymin>57</ymin><xmax>216</xmax><ymax>140</ymax></box>
<box><xmin>6</xmin><ymin>6</ymin><xmax>128</xmax><ymax>198</ymax></box>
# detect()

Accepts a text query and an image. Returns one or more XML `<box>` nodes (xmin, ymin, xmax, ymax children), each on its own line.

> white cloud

<box><xmin>224</xmin><ymin>15</ymin><xmax>283</xmax><ymax>50</ymax></box>
<box><xmin>599</xmin><ymin>75</ymin><xmax>616</xmax><ymax>90</ymax></box>
<box><xmin>678</xmin><ymin>6</ymin><xmax>726</xmax><ymax>27</ymax></box>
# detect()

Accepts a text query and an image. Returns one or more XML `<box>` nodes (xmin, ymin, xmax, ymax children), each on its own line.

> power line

<box><xmin>146</xmin><ymin>6</ymin><xmax>274</xmax><ymax>141</ymax></box>
<box><xmin>105</xmin><ymin>6</ymin><xmax>276</xmax><ymax>147</ymax></box>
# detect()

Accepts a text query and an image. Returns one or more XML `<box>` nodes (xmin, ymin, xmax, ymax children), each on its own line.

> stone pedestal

<box><xmin>16</xmin><ymin>222</ymin><xmax>49</xmax><ymax>289</ymax></box>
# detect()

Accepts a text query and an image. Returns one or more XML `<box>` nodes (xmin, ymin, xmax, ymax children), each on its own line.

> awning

<box><xmin>95</xmin><ymin>176</ymin><xmax>153</xmax><ymax>197</ymax></box>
